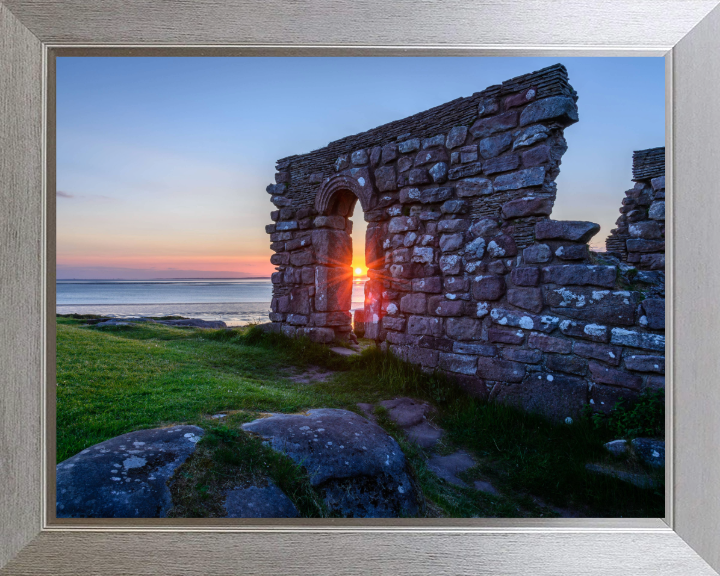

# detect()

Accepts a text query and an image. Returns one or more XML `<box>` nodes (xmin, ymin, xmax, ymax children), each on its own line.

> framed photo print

<box><xmin>1</xmin><ymin>1</ymin><xmax>720</xmax><ymax>574</ymax></box>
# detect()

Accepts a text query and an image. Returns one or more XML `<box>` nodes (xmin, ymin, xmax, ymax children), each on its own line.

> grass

<box><xmin>56</xmin><ymin>316</ymin><xmax>664</xmax><ymax>518</ymax></box>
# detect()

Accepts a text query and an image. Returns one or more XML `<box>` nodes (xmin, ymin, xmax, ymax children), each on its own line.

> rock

<box><xmin>482</xmin><ymin>154</ymin><xmax>520</xmax><ymax>175</ymax></box>
<box><xmin>407</xmin><ymin>315</ymin><xmax>443</xmax><ymax>336</ymax></box>
<box><xmin>477</xmin><ymin>357</ymin><xmax>525</xmax><ymax>382</ymax></box>
<box><xmin>351</xmin><ymin>149</ymin><xmax>369</xmax><ymax>166</ymax></box>
<box><xmin>408</xmin><ymin>168</ymin><xmax>431</xmax><ymax>185</ymax></box>
<box><xmin>555</xmin><ymin>244</ymin><xmax>588</xmax><ymax>260</ymax></box>
<box><xmin>441</xmin><ymin>199</ymin><xmax>468</xmax><ymax>214</ymax></box>
<box><xmin>523</xmin><ymin>244</ymin><xmax>552</xmax><ymax>264</ymax></box>
<box><xmin>398</xmin><ymin>138</ymin><xmax>420</xmax><ymax>154</ymax></box>
<box><xmin>626</xmin><ymin>239</ymin><xmax>665</xmax><ymax>253</ymax></box>
<box><xmin>478</xmin><ymin>132</ymin><xmax>513</xmax><ymax>159</ymax></box>
<box><xmin>640</xmin><ymin>254</ymin><xmax>665</xmax><ymax>270</ymax></box>
<box><xmin>470</xmin><ymin>110</ymin><xmax>519</xmax><ymax>139</ymax></box>
<box><xmin>429</xmin><ymin>162</ymin><xmax>448</xmax><ymax>183</ymax></box>
<box><xmin>439</xmin><ymin>352</ymin><xmax>478</xmax><ymax>375</ymax></box>
<box><xmin>588</xmin><ymin>361</ymin><xmax>642</xmax><ymax>390</ymax></box>
<box><xmin>456</xmin><ymin>177</ymin><xmax>493</xmax><ymax>197</ymax></box>
<box><xmin>445</xmin><ymin>317</ymin><xmax>482</xmax><ymax>340</ymax></box>
<box><xmin>448</xmin><ymin>161</ymin><xmax>483</xmax><ymax>180</ymax></box>
<box><xmin>459</xmin><ymin>145</ymin><xmax>479</xmax><ymax>163</ymax></box>
<box><xmin>493</xmin><ymin>167</ymin><xmax>546</xmax><ymax>191</ymax></box>
<box><xmin>585</xmin><ymin>463</ymin><xmax>658</xmax><ymax>489</ymax></box>
<box><xmin>405</xmin><ymin>422</ymin><xmax>444</xmax><ymax>449</ymax></box>
<box><xmin>379</xmin><ymin>397</ymin><xmax>435</xmax><ymax>428</ymax></box>
<box><xmin>629</xmin><ymin>221</ymin><xmax>663</xmax><ymax>239</ymax></box>
<box><xmin>428</xmin><ymin>297</ymin><xmax>465</xmax><ymax>317</ymax></box>
<box><xmin>487</xmin><ymin>235</ymin><xmax>517</xmax><ymax>257</ymax></box>
<box><xmin>558</xmin><ymin>319</ymin><xmax>609</xmax><ymax>343</ymax></box>
<box><xmin>507</xmin><ymin>287</ymin><xmax>544</xmax><ymax>313</ymax></box>
<box><xmin>472</xmin><ymin>275</ymin><xmax>506</xmax><ymax>301</ymax></box>
<box><xmin>503</xmin><ymin>348</ymin><xmax>541</xmax><ymax>363</ymax></box>
<box><xmin>641</xmin><ymin>298</ymin><xmax>665</xmax><ymax>330</ymax></box>
<box><xmin>446</xmin><ymin>126</ymin><xmax>468</xmax><ymax>149</ymax></box>
<box><xmin>545</xmin><ymin>287</ymin><xmax>637</xmax><ymax>326</ymax></box>
<box><xmin>488</xmin><ymin>327</ymin><xmax>526</xmax><ymax>345</ymax></box>
<box><xmin>513</xmin><ymin>125</ymin><xmax>550</xmax><ymax>149</ymax></box>
<box><xmin>420</xmin><ymin>186</ymin><xmax>454</xmax><ymax>204</ymax></box>
<box><xmin>511</xmin><ymin>266</ymin><xmax>540</xmax><ymax>286</ymax></box>
<box><xmin>522</xmin><ymin>145</ymin><xmax>551</xmax><ymax>167</ymax></box>
<box><xmin>631</xmin><ymin>438</ymin><xmax>665</xmax><ymax>469</ymax></box>
<box><xmin>382</xmin><ymin>142</ymin><xmax>399</xmax><ymax>163</ymax></box>
<box><xmin>315</xmin><ymin>266</ymin><xmax>352</xmax><ymax>312</ymax></box>
<box><xmin>624</xmin><ymin>354</ymin><xmax>664</xmax><ymax>373</ymax></box>
<box><xmin>440</xmin><ymin>233</ymin><xmax>464</xmax><ymax>253</ymax></box>
<box><xmin>535</xmin><ymin>220</ymin><xmax>600</xmax><ymax>243</ymax></box>
<box><xmin>651</xmin><ymin>176</ymin><xmax>665</xmax><ymax>191</ymax></box>
<box><xmin>388</xmin><ymin>216</ymin><xmax>418</xmax><ymax>234</ymax></box>
<box><xmin>374</xmin><ymin>166</ymin><xmax>397</xmax><ymax>192</ymax></box>
<box><xmin>330</xmin><ymin>346</ymin><xmax>360</xmax><ymax>357</ymax></box>
<box><xmin>528</xmin><ymin>332</ymin><xmax>572</xmax><ymax>354</ymax></box>
<box><xmin>573</xmin><ymin>341</ymin><xmax>622</xmax><ymax>366</ymax></box>
<box><xmin>546</xmin><ymin>354</ymin><xmax>587</xmax><ymax>376</ymax></box>
<box><xmin>313</xmin><ymin>229</ymin><xmax>351</xmax><ymax>265</ymax></box>
<box><xmin>610</xmin><ymin>328</ymin><xmax>665</xmax><ymax>351</ymax></box>
<box><xmin>473</xmin><ymin>480</ymin><xmax>500</xmax><ymax>496</ymax></box>
<box><xmin>427</xmin><ymin>451</ymin><xmax>476</xmax><ymax>487</ymax></box>
<box><xmin>489</xmin><ymin>307</ymin><xmax>559</xmax><ymax>333</ymax></box>
<box><xmin>223</xmin><ymin>481</ymin><xmax>299</xmax><ymax>518</ymax></box>
<box><xmin>541</xmin><ymin>265</ymin><xmax>616</xmax><ymax>288</ymax></box>
<box><xmin>519</xmin><ymin>96</ymin><xmax>578</xmax><ymax>126</ymax></box>
<box><xmin>242</xmin><ymin>409</ymin><xmax>418</xmax><ymax>517</ymax></box>
<box><xmin>415</xmin><ymin>148</ymin><xmax>448</xmax><ymax>167</ymax></box>
<box><xmin>494</xmin><ymin>373</ymin><xmax>588</xmax><ymax>422</ymax></box>
<box><xmin>56</xmin><ymin>426</ymin><xmax>204</xmax><ymax>518</ymax></box>
<box><xmin>604</xmin><ymin>439</ymin><xmax>629</xmax><ymax>457</ymax></box>
<box><xmin>502</xmin><ymin>196</ymin><xmax>553</xmax><ymax>218</ymax></box>
<box><xmin>648</xmin><ymin>201</ymin><xmax>665</xmax><ymax>221</ymax></box>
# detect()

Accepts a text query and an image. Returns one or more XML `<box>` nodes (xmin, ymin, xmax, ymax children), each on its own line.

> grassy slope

<box><xmin>56</xmin><ymin>317</ymin><xmax>664</xmax><ymax>518</ymax></box>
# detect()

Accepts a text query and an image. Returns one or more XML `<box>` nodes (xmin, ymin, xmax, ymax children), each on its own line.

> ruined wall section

<box><xmin>605</xmin><ymin>147</ymin><xmax>665</xmax><ymax>270</ymax></box>
<box><xmin>263</xmin><ymin>65</ymin><xmax>665</xmax><ymax>423</ymax></box>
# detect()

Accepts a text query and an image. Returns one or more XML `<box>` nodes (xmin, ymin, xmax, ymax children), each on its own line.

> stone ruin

<box><xmin>605</xmin><ymin>147</ymin><xmax>665</xmax><ymax>270</ymax></box>
<box><xmin>264</xmin><ymin>64</ymin><xmax>665</xmax><ymax>422</ymax></box>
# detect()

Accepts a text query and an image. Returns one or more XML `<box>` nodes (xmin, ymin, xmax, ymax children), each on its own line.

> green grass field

<box><xmin>56</xmin><ymin>316</ymin><xmax>664</xmax><ymax>518</ymax></box>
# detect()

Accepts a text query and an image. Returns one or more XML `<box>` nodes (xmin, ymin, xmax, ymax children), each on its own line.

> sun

<box><xmin>354</xmin><ymin>267</ymin><xmax>363</xmax><ymax>276</ymax></box>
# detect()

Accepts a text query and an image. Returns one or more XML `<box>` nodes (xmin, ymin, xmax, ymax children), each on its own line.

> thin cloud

<box><xmin>56</xmin><ymin>190</ymin><xmax>74</xmax><ymax>198</ymax></box>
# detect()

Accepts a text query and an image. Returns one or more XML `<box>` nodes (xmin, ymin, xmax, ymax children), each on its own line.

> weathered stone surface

<box><xmin>559</xmin><ymin>319</ymin><xmax>609</xmax><ymax>343</ymax></box>
<box><xmin>223</xmin><ymin>481</ymin><xmax>299</xmax><ymax>518</ymax></box>
<box><xmin>242</xmin><ymin>409</ymin><xmax>418</xmax><ymax>517</ymax></box>
<box><xmin>446</xmin><ymin>126</ymin><xmax>468</xmax><ymax>149</ymax></box>
<box><xmin>503</xmin><ymin>348</ymin><xmax>541</xmax><ymax>363</ymax></box>
<box><xmin>610</xmin><ymin>328</ymin><xmax>665</xmax><ymax>351</ymax></box>
<box><xmin>573</xmin><ymin>341</ymin><xmax>622</xmax><ymax>366</ymax></box>
<box><xmin>470</xmin><ymin>110</ymin><xmax>519</xmax><ymax>139</ymax></box>
<box><xmin>651</xmin><ymin>176</ymin><xmax>665</xmax><ymax>191</ymax></box>
<box><xmin>494</xmin><ymin>373</ymin><xmax>588</xmax><ymax>422</ymax></box>
<box><xmin>428</xmin><ymin>296</ymin><xmax>465</xmax><ymax>317</ymax></box>
<box><xmin>631</xmin><ymin>438</ymin><xmax>665</xmax><ymax>469</ymax></box>
<box><xmin>407</xmin><ymin>168</ymin><xmax>431</xmax><ymax>185</ymax></box>
<box><xmin>626</xmin><ymin>239</ymin><xmax>665</xmax><ymax>253</ymax></box>
<box><xmin>523</xmin><ymin>243</ymin><xmax>552</xmax><ymax>264</ymax></box>
<box><xmin>439</xmin><ymin>254</ymin><xmax>462</xmax><ymax>275</ymax></box>
<box><xmin>453</xmin><ymin>342</ymin><xmax>497</xmax><ymax>356</ymax></box>
<box><xmin>472</xmin><ymin>275</ymin><xmax>506</xmax><ymax>301</ymax></box>
<box><xmin>507</xmin><ymin>287</ymin><xmax>544</xmax><ymax>313</ymax></box>
<box><xmin>448</xmin><ymin>161</ymin><xmax>483</xmax><ymax>180</ymax></box>
<box><xmin>315</xmin><ymin>266</ymin><xmax>352</xmax><ymax>312</ymax></box>
<box><xmin>415</xmin><ymin>148</ymin><xmax>448</xmax><ymax>167</ymax></box>
<box><xmin>528</xmin><ymin>332</ymin><xmax>571</xmax><ymax>354</ymax></box>
<box><xmin>555</xmin><ymin>244</ymin><xmax>588</xmax><ymax>260</ymax></box>
<box><xmin>56</xmin><ymin>426</ymin><xmax>204</xmax><ymax>518</ymax></box>
<box><xmin>459</xmin><ymin>145</ymin><xmax>479</xmax><ymax>163</ymax></box>
<box><xmin>374</xmin><ymin>165</ymin><xmax>397</xmax><ymax>192</ymax></box>
<box><xmin>522</xmin><ymin>145</ymin><xmax>551</xmax><ymax>167</ymax></box>
<box><xmin>440</xmin><ymin>233</ymin><xmax>464</xmax><ymax>253</ymax></box>
<box><xmin>441</xmin><ymin>199</ymin><xmax>468</xmax><ymax>214</ymax></box>
<box><xmin>648</xmin><ymin>201</ymin><xmax>665</xmax><ymax>221</ymax></box>
<box><xmin>478</xmin><ymin>132</ymin><xmax>513</xmax><ymax>159</ymax></box>
<box><xmin>427</xmin><ymin>451</ymin><xmax>475</xmax><ymax>487</ymax></box>
<box><xmin>542</xmin><ymin>265</ymin><xmax>616</xmax><ymax>288</ymax></box>
<box><xmin>445</xmin><ymin>317</ymin><xmax>482</xmax><ymax>340</ymax></box>
<box><xmin>407</xmin><ymin>315</ymin><xmax>443</xmax><ymax>336</ymax></box>
<box><xmin>312</xmin><ymin>229</ymin><xmax>351</xmax><ymax>266</ymax></box>
<box><xmin>313</xmin><ymin>215</ymin><xmax>346</xmax><ymax>229</ymax></box>
<box><xmin>439</xmin><ymin>352</ymin><xmax>478</xmax><ymax>375</ymax></box>
<box><xmin>640</xmin><ymin>254</ymin><xmax>665</xmax><ymax>270</ymax></box>
<box><xmin>412</xmin><ymin>276</ymin><xmax>442</xmax><ymax>293</ymax></box>
<box><xmin>429</xmin><ymin>162</ymin><xmax>448</xmax><ymax>184</ymax></box>
<box><xmin>519</xmin><ymin>96</ymin><xmax>578</xmax><ymax>126</ymax></box>
<box><xmin>404</xmin><ymin>346</ymin><xmax>440</xmax><ymax>367</ymax></box>
<box><xmin>604</xmin><ymin>439</ymin><xmax>629</xmax><ymax>457</ymax></box>
<box><xmin>629</xmin><ymin>220</ymin><xmax>663</xmax><ymax>239</ymax></box>
<box><xmin>589</xmin><ymin>361</ymin><xmax>642</xmax><ymax>390</ymax></box>
<box><xmin>388</xmin><ymin>216</ymin><xmax>419</xmax><ymax>234</ymax></box>
<box><xmin>535</xmin><ymin>220</ymin><xmax>600</xmax><ymax>243</ymax></box>
<box><xmin>456</xmin><ymin>177</ymin><xmax>493</xmax><ymax>197</ymax></box>
<box><xmin>351</xmin><ymin>149</ymin><xmax>369</xmax><ymax>165</ymax></box>
<box><xmin>420</xmin><ymin>186</ymin><xmax>454</xmax><ymax>204</ymax></box>
<box><xmin>502</xmin><ymin>196</ymin><xmax>553</xmax><ymax>218</ymax></box>
<box><xmin>411</xmin><ymin>246</ymin><xmax>434</xmax><ymax>264</ymax></box>
<box><xmin>488</xmin><ymin>327</ymin><xmax>526</xmax><ymax>345</ymax></box>
<box><xmin>400</xmin><ymin>293</ymin><xmax>427</xmax><ymax>314</ymax></box>
<box><xmin>641</xmin><ymin>298</ymin><xmax>665</xmax><ymax>330</ymax></box>
<box><xmin>545</xmin><ymin>287</ymin><xmax>637</xmax><ymax>326</ymax></box>
<box><xmin>482</xmin><ymin>154</ymin><xmax>520</xmax><ymax>175</ymax></box>
<box><xmin>511</xmin><ymin>267</ymin><xmax>540</xmax><ymax>286</ymax></box>
<box><xmin>477</xmin><ymin>357</ymin><xmax>525</xmax><ymax>382</ymax></box>
<box><xmin>513</xmin><ymin>125</ymin><xmax>550</xmax><ymax>149</ymax></box>
<box><xmin>546</xmin><ymin>354</ymin><xmax>587</xmax><ymax>376</ymax></box>
<box><xmin>490</xmin><ymin>307</ymin><xmax>560</xmax><ymax>333</ymax></box>
<box><xmin>485</xmin><ymin>235</ymin><xmax>516</xmax><ymax>258</ymax></box>
<box><xmin>398</xmin><ymin>138</ymin><xmax>420</xmax><ymax>154</ymax></box>
<box><xmin>382</xmin><ymin>142</ymin><xmax>399</xmax><ymax>163</ymax></box>
<box><xmin>493</xmin><ymin>167</ymin><xmax>545</xmax><ymax>191</ymax></box>
<box><xmin>624</xmin><ymin>354</ymin><xmax>664</xmax><ymax>373</ymax></box>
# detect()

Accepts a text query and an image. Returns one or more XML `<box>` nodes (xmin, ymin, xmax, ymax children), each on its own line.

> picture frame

<box><xmin>1</xmin><ymin>0</ymin><xmax>719</xmax><ymax>573</ymax></box>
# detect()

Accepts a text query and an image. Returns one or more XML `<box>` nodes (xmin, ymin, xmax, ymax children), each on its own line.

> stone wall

<box><xmin>263</xmin><ymin>64</ymin><xmax>665</xmax><ymax>422</ymax></box>
<box><xmin>605</xmin><ymin>147</ymin><xmax>665</xmax><ymax>270</ymax></box>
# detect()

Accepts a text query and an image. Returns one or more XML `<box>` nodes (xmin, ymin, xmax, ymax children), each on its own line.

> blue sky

<box><xmin>56</xmin><ymin>57</ymin><xmax>664</xmax><ymax>279</ymax></box>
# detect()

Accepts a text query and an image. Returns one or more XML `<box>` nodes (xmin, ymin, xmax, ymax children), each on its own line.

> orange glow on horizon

<box><xmin>353</xmin><ymin>266</ymin><xmax>367</xmax><ymax>278</ymax></box>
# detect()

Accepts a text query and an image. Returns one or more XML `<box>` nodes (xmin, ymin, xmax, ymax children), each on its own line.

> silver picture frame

<box><xmin>2</xmin><ymin>0</ymin><xmax>719</xmax><ymax>573</ymax></box>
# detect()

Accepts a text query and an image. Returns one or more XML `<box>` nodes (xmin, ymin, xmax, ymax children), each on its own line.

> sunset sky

<box><xmin>56</xmin><ymin>57</ymin><xmax>664</xmax><ymax>280</ymax></box>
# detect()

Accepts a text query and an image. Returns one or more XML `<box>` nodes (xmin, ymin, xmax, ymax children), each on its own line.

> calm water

<box><xmin>57</xmin><ymin>278</ymin><xmax>366</xmax><ymax>326</ymax></box>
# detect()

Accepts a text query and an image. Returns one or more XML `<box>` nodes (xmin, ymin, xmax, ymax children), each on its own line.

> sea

<box><xmin>56</xmin><ymin>278</ymin><xmax>367</xmax><ymax>327</ymax></box>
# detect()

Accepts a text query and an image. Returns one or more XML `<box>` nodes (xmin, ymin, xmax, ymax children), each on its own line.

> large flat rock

<box><xmin>56</xmin><ymin>425</ymin><xmax>204</xmax><ymax>518</ymax></box>
<box><xmin>223</xmin><ymin>481</ymin><xmax>299</xmax><ymax>518</ymax></box>
<box><xmin>242</xmin><ymin>409</ymin><xmax>418</xmax><ymax>517</ymax></box>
